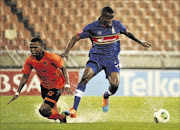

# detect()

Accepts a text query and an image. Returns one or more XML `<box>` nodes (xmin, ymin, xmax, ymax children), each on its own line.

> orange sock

<box><xmin>53</xmin><ymin>104</ymin><xmax>59</xmax><ymax>113</ymax></box>
<box><xmin>48</xmin><ymin>109</ymin><xmax>65</xmax><ymax>120</ymax></box>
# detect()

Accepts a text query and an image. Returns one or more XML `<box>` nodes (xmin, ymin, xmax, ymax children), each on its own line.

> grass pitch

<box><xmin>0</xmin><ymin>96</ymin><xmax>179</xmax><ymax>130</ymax></box>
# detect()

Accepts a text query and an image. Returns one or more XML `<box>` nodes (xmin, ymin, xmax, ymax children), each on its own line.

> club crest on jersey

<box><xmin>43</xmin><ymin>62</ymin><xmax>48</xmax><ymax>66</ymax></box>
<box><xmin>112</xmin><ymin>27</ymin><xmax>115</xmax><ymax>34</ymax></box>
<box><xmin>48</xmin><ymin>91</ymin><xmax>54</xmax><ymax>96</ymax></box>
<box><xmin>97</xmin><ymin>31</ymin><xmax>102</xmax><ymax>35</ymax></box>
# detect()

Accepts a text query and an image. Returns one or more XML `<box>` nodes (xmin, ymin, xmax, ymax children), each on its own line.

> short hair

<box><xmin>101</xmin><ymin>6</ymin><xmax>114</xmax><ymax>16</ymax></box>
<box><xmin>31</xmin><ymin>38</ymin><xmax>44</xmax><ymax>47</ymax></box>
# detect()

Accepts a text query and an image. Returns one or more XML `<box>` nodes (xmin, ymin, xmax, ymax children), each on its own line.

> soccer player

<box><xmin>61</xmin><ymin>7</ymin><xmax>151</xmax><ymax>118</ymax></box>
<box><xmin>8</xmin><ymin>38</ymin><xmax>71</xmax><ymax>123</ymax></box>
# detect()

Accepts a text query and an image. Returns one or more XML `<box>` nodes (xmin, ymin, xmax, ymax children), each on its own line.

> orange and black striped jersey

<box><xmin>22</xmin><ymin>51</ymin><xmax>65</xmax><ymax>89</ymax></box>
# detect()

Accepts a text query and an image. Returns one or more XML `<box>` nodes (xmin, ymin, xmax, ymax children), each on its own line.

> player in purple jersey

<box><xmin>61</xmin><ymin>7</ymin><xmax>151</xmax><ymax>118</ymax></box>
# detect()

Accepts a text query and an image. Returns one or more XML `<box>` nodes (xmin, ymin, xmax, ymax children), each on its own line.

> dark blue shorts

<box><xmin>86</xmin><ymin>54</ymin><xmax>120</xmax><ymax>78</ymax></box>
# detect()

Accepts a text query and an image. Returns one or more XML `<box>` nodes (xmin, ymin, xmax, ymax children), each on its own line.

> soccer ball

<box><xmin>154</xmin><ymin>109</ymin><xmax>170</xmax><ymax>123</ymax></box>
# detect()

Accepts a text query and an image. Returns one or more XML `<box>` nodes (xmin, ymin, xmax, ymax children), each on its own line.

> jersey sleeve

<box><xmin>77</xmin><ymin>25</ymin><xmax>92</xmax><ymax>39</ymax></box>
<box><xmin>50</xmin><ymin>53</ymin><xmax>64</xmax><ymax>69</ymax></box>
<box><xmin>118</xmin><ymin>21</ymin><xmax>126</xmax><ymax>34</ymax></box>
<box><xmin>22</xmin><ymin>56</ymin><xmax>32</xmax><ymax>74</ymax></box>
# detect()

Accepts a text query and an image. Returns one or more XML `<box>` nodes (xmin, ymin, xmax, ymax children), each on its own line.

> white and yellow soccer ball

<box><xmin>154</xmin><ymin>109</ymin><xmax>170</xmax><ymax>123</ymax></box>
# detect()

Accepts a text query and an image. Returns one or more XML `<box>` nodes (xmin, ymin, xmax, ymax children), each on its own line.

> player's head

<box><xmin>30</xmin><ymin>38</ymin><xmax>44</xmax><ymax>57</ymax></box>
<box><xmin>100</xmin><ymin>6</ymin><xmax>114</xmax><ymax>27</ymax></box>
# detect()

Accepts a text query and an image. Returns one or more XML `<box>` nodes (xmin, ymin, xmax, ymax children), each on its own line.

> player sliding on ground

<box><xmin>60</xmin><ymin>7</ymin><xmax>151</xmax><ymax>118</ymax></box>
<box><xmin>8</xmin><ymin>38</ymin><xmax>71</xmax><ymax>123</ymax></box>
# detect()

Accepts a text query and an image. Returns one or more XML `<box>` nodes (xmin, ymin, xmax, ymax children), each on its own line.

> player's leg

<box><xmin>39</xmin><ymin>103</ymin><xmax>64</xmax><ymax>119</ymax></box>
<box><xmin>102</xmin><ymin>72</ymin><xmax>120</xmax><ymax>112</ymax></box>
<box><xmin>66</xmin><ymin>61</ymin><xmax>100</xmax><ymax>117</ymax></box>
<box><xmin>53</xmin><ymin>103</ymin><xmax>60</xmax><ymax>113</ymax></box>
<box><xmin>106</xmin><ymin>72</ymin><xmax>120</xmax><ymax>98</ymax></box>
<box><xmin>73</xmin><ymin>66</ymin><xmax>95</xmax><ymax>109</ymax></box>
<box><xmin>66</xmin><ymin>66</ymin><xmax>95</xmax><ymax>118</ymax></box>
<box><xmin>40</xmin><ymin>85</ymin><xmax>59</xmax><ymax>113</ymax></box>
<box><xmin>39</xmin><ymin>89</ymin><xmax>66</xmax><ymax>123</ymax></box>
<box><xmin>102</xmin><ymin>58</ymin><xmax>120</xmax><ymax>112</ymax></box>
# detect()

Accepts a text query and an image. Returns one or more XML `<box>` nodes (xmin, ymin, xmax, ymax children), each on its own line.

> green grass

<box><xmin>0</xmin><ymin>96</ymin><xmax>179</xmax><ymax>130</ymax></box>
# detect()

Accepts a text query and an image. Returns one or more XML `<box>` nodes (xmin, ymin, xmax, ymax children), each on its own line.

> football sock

<box><xmin>104</xmin><ymin>85</ymin><xmax>118</xmax><ymax>99</ymax></box>
<box><xmin>53</xmin><ymin>103</ymin><xmax>59</xmax><ymax>113</ymax></box>
<box><xmin>73</xmin><ymin>83</ymin><xmax>86</xmax><ymax>111</ymax></box>
<box><xmin>103</xmin><ymin>90</ymin><xmax>113</xmax><ymax>99</ymax></box>
<box><xmin>48</xmin><ymin>109</ymin><xmax>64</xmax><ymax>120</ymax></box>
<box><xmin>73</xmin><ymin>96</ymin><xmax>80</xmax><ymax>111</ymax></box>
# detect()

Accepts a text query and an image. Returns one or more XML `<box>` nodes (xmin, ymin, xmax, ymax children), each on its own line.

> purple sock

<box><xmin>103</xmin><ymin>91</ymin><xmax>110</xmax><ymax>99</ymax></box>
<box><xmin>73</xmin><ymin>96</ymin><xmax>80</xmax><ymax>111</ymax></box>
<box><xmin>73</xmin><ymin>83</ymin><xmax>86</xmax><ymax>111</ymax></box>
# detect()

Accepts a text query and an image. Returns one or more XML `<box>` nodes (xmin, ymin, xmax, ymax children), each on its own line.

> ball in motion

<box><xmin>154</xmin><ymin>109</ymin><xmax>170</xmax><ymax>123</ymax></box>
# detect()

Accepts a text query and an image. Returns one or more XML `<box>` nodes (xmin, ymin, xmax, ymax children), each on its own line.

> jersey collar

<box><xmin>98</xmin><ymin>17</ymin><xmax>112</xmax><ymax>28</ymax></box>
<box><xmin>98</xmin><ymin>17</ymin><xmax>106</xmax><ymax>27</ymax></box>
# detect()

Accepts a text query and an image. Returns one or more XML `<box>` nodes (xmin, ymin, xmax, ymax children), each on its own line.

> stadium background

<box><xmin>0</xmin><ymin>0</ymin><xmax>179</xmax><ymax>68</ymax></box>
<box><xmin>0</xmin><ymin>0</ymin><xmax>180</xmax><ymax>96</ymax></box>
<box><xmin>0</xmin><ymin>0</ymin><xmax>180</xmax><ymax>129</ymax></box>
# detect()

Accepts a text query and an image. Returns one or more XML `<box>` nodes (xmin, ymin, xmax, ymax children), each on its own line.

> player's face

<box><xmin>30</xmin><ymin>42</ymin><xmax>43</xmax><ymax>57</ymax></box>
<box><xmin>101</xmin><ymin>13</ymin><xmax>114</xmax><ymax>27</ymax></box>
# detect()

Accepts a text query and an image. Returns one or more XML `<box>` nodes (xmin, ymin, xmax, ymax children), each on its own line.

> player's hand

<box><xmin>141</xmin><ymin>41</ymin><xmax>151</xmax><ymax>48</ymax></box>
<box><xmin>65</xmin><ymin>87</ymin><xmax>73</xmax><ymax>95</ymax></box>
<box><xmin>60</xmin><ymin>52</ymin><xmax>69</xmax><ymax>61</ymax></box>
<box><xmin>7</xmin><ymin>95</ymin><xmax>19</xmax><ymax>104</ymax></box>
<box><xmin>64</xmin><ymin>84</ymin><xmax>73</xmax><ymax>95</ymax></box>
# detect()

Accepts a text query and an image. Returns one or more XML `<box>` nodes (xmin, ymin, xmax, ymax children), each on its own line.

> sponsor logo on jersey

<box><xmin>92</xmin><ymin>34</ymin><xmax>119</xmax><ymax>44</ymax></box>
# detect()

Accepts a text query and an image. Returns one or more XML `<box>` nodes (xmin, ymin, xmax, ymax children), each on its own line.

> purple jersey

<box><xmin>78</xmin><ymin>19</ymin><xmax>126</xmax><ymax>57</ymax></box>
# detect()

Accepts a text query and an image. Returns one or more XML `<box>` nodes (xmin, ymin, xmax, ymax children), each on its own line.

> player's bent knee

<box><xmin>109</xmin><ymin>84</ymin><xmax>119</xmax><ymax>95</ymax></box>
<box><xmin>39</xmin><ymin>108</ymin><xmax>51</xmax><ymax>117</ymax></box>
<box><xmin>80</xmin><ymin>67</ymin><xmax>95</xmax><ymax>85</ymax></box>
<box><xmin>110</xmin><ymin>80</ymin><xmax>119</xmax><ymax>88</ymax></box>
<box><xmin>112</xmin><ymin>81</ymin><xmax>119</xmax><ymax>87</ymax></box>
<box><xmin>108</xmin><ymin>72</ymin><xmax>120</xmax><ymax>87</ymax></box>
<box><xmin>80</xmin><ymin>74</ymin><xmax>93</xmax><ymax>84</ymax></box>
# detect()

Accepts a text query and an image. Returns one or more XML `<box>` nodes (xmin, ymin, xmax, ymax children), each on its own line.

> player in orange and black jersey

<box><xmin>8</xmin><ymin>38</ymin><xmax>71</xmax><ymax>123</ymax></box>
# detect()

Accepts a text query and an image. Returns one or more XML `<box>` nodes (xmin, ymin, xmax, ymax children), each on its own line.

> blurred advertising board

<box><xmin>1</xmin><ymin>69</ymin><xmax>179</xmax><ymax>97</ymax></box>
<box><xmin>82</xmin><ymin>69</ymin><xmax>180</xmax><ymax>97</ymax></box>
<box><xmin>0</xmin><ymin>70</ymin><xmax>78</xmax><ymax>95</ymax></box>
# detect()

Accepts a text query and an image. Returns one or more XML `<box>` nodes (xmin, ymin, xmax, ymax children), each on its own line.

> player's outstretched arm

<box><xmin>60</xmin><ymin>35</ymin><xmax>81</xmax><ymax>60</ymax></box>
<box><xmin>7</xmin><ymin>74</ymin><xmax>29</xmax><ymax>104</ymax></box>
<box><xmin>61</xmin><ymin>66</ymin><xmax>72</xmax><ymax>95</ymax></box>
<box><xmin>61</xmin><ymin>66</ymin><xmax>70</xmax><ymax>86</ymax></box>
<box><xmin>123</xmin><ymin>30</ymin><xmax>151</xmax><ymax>48</ymax></box>
<box><xmin>7</xmin><ymin>94</ymin><xmax>19</xmax><ymax>104</ymax></box>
